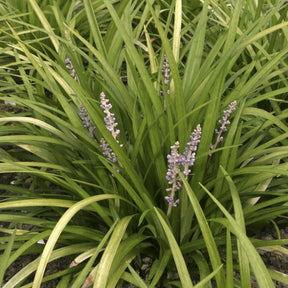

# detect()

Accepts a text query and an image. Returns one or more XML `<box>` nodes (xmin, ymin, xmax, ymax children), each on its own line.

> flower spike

<box><xmin>100</xmin><ymin>92</ymin><xmax>123</xmax><ymax>173</ymax></box>
<box><xmin>100</xmin><ymin>92</ymin><xmax>122</xmax><ymax>146</ymax></box>
<box><xmin>65</xmin><ymin>58</ymin><xmax>77</xmax><ymax>81</ymax></box>
<box><xmin>79</xmin><ymin>103</ymin><xmax>96</xmax><ymax>139</ymax></box>
<box><xmin>160</xmin><ymin>54</ymin><xmax>171</xmax><ymax>98</ymax></box>
<box><xmin>210</xmin><ymin>100</ymin><xmax>237</xmax><ymax>152</ymax></box>
<box><xmin>181</xmin><ymin>124</ymin><xmax>202</xmax><ymax>177</ymax></box>
<box><xmin>79</xmin><ymin>103</ymin><xmax>90</xmax><ymax>128</ymax></box>
<box><xmin>165</xmin><ymin>125</ymin><xmax>201</xmax><ymax>216</ymax></box>
<box><xmin>162</xmin><ymin>54</ymin><xmax>170</xmax><ymax>91</ymax></box>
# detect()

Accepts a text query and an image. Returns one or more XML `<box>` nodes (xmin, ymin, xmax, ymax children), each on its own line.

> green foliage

<box><xmin>1</xmin><ymin>0</ymin><xmax>288</xmax><ymax>287</ymax></box>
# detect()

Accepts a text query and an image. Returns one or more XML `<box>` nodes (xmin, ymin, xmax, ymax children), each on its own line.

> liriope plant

<box><xmin>1</xmin><ymin>0</ymin><xmax>288</xmax><ymax>287</ymax></box>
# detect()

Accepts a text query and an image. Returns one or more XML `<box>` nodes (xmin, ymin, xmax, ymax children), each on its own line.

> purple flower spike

<box><xmin>160</xmin><ymin>54</ymin><xmax>171</xmax><ymax>96</ymax></box>
<box><xmin>162</xmin><ymin>54</ymin><xmax>170</xmax><ymax>86</ymax></box>
<box><xmin>182</xmin><ymin>124</ymin><xmax>202</xmax><ymax>177</ymax></box>
<box><xmin>100</xmin><ymin>92</ymin><xmax>122</xmax><ymax>146</ymax></box>
<box><xmin>79</xmin><ymin>103</ymin><xmax>96</xmax><ymax>140</ymax></box>
<box><xmin>100</xmin><ymin>138</ymin><xmax>119</xmax><ymax>173</ymax></box>
<box><xmin>166</xmin><ymin>141</ymin><xmax>181</xmax><ymax>188</ymax></box>
<box><xmin>165</xmin><ymin>141</ymin><xmax>182</xmax><ymax>208</ymax></box>
<box><xmin>210</xmin><ymin>101</ymin><xmax>237</xmax><ymax>152</ymax></box>
<box><xmin>165</xmin><ymin>125</ymin><xmax>201</xmax><ymax>215</ymax></box>
<box><xmin>65</xmin><ymin>58</ymin><xmax>77</xmax><ymax>80</ymax></box>
<box><xmin>100</xmin><ymin>92</ymin><xmax>123</xmax><ymax>173</ymax></box>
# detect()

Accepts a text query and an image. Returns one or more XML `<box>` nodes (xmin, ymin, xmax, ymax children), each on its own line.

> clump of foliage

<box><xmin>0</xmin><ymin>0</ymin><xmax>288</xmax><ymax>287</ymax></box>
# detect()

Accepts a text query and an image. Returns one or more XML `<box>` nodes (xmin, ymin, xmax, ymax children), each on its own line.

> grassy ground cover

<box><xmin>0</xmin><ymin>0</ymin><xmax>288</xmax><ymax>287</ymax></box>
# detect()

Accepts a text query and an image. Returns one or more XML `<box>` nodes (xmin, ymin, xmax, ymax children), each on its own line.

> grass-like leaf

<box><xmin>199</xmin><ymin>183</ymin><xmax>275</xmax><ymax>287</ymax></box>
<box><xmin>154</xmin><ymin>207</ymin><xmax>194</xmax><ymax>287</ymax></box>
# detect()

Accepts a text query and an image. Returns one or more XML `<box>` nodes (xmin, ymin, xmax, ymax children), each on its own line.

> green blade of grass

<box><xmin>146</xmin><ymin>0</ymin><xmax>187</xmax><ymax>147</ymax></box>
<box><xmin>3</xmin><ymin>243</ymin><xmax>96</xmax><ymax>288</ymax></box>
<box><xmin>0</xmin><ymin>230</ymin><xmax>16</xmax><ymax>285</ymax></box>
<box><xmin>0</xmin><ymin>117</ymin><xmax>81</xmax><ymax>146</ymax></box>
<box><xmin>180</xmin><ymin>175</ymin><xmax>225</xmax><ymax>287</ymax></box>
<box><xmin>28</xmin><ymin>0</ymin><xmax>60</xmax><ymax>51</ymax></box>
<box><xmin>8</xmin><ymin>230</ymin><xmax>52</xmax><ymax>266</ymax></box>
<box><xmin>83</xmin><ymin>0</ymin><xmax>107</xmax><ymax>58</ymax></box>
<box><xmin>225</xmin><ymin>229</ymin><xmax>234</xmax><ymax>288</ymax></box>
<box><xmin>126</xmin><ymin>262</ymin><xmax>149</xmax><ymax>288</ymax></box>
<box><xmin>32</xmin><ymin>194</ymin><xmax>120</xmax><ymax>288</ymax></box>
<box><xmin>71</xmin><ymin>222</ymin><xmax>117</xmax><ymax>288</ymax></box>
<box><xmin>154</xmin><ymin>207</ymin><xmax>194</xmax><ymax>288</ymax></box>
<box><xmin>193</xmin><ymin>264</ymin><xmax>223</xmax><ymax>288</ymax></box>
<box><xmin>93</xmin><ymin>215</ymin><xmax>134</xmax><ymax>288</ymax></box>
<box><xmin>192</xmin><ymin>250</ymin><xmax>213</xmax><ymax>288</ymax></box>
<box><xmin>172</xmin><ymin>0</ymin><xmax>181</xmax><ymax>62</ymax></box>
<box><xmin>220</xmin><ymin>166</ymin><xmax>251</xmax><ymax>288</ymax></box>
<box><xmin>148</xmin><ymin>250</ymin><xmax>171</xmax><ymax>288</ymax></box>
<box><xmin>183</xmin><ymin>0</ymin><xmax>209</xmax><ymax>97</ymax></box>
<box><xmin>199</xmin><ymin>183</ymin><xmax>275</xmax><ymax>287</ymax></box>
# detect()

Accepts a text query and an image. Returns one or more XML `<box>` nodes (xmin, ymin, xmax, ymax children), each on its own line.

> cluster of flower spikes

<box><xmin>165</xmin><ymin>124</ymin><xmax>201</xmax><ymax>207</ymax></box>
<box><xmin>210</xmin><ymin>100</ymin><xmax>237</xmax><ymax>152</ymax></box>
<box><xmin>99</xmin><ymin>92</ymin><xmax>122</xmax><ymax>173</ymax></box>
<box><xmin>65</xmin><ymin>35</ymin><xmax>122</xmax><ymax>174</ymax></box>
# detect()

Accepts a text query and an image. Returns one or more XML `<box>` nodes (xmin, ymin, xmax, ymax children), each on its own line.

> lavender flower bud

<box><xmin>164</xmin><ymin>196</ymin><xmax>179</xmax><ymax>207</ymax></box>
<box><xmin>210</xmin><ymin>101</ymin><xmax>237</xmax><ymax>151</ymax></box>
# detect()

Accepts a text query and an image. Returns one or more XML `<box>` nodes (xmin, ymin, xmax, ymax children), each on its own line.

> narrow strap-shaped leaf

<box><xmin>71</xmin><ymin>222</ymin><xmax>117</xmax><ymax>288</ymax></box>
<box><xmin>126</xmin><ymin>262</ymin><xmax>149</xmax><ymax>288</ymax></box>
<box><xmin>193</xmin><ymin>264</ymin><xmax>223</xmax><ymax>288</ymax></box>
<box><xmin>225</xmin><ymin>229</ymin><xmax>234</xmax><ymax>288</ymax></box>
<box><xmin>220</xmin><ymin>166</ymin><xmax>251</xmax><ymax>288</ymax></box>
<box><xmin>172</xmin><ymin>0</ymin><xmax>182</xmax><ymax>63</ymax></box>
<box><xmin>28</xmin><ymin>0</ymin><xmax>60</xmax><ymax>51</ymax></box>
<box><xmin>0</xmin><ymin>230</ymin><xmax>16</xmax><ymax>285</ymax></box>
<box><xmin>180</xmin><ymin>175</ymin><xmax>225</xmax><ymax>287</ymax></box>
<box><xmin>199</xmin><ymin>183</ymin><xmax>275</xmax><ymax>287</ymax></box>
<box><xmin>32</xmin><ymin>195</ymin><xmax>120</xmax><ymax>288</ymax></box>
<box><xmin>93</xmin><ymin>215</ymin><xmax>134</xmax><ymax>288</ymax></box>
<box><xmin>149</xmin><ymin>250</ymin><xmax>171</xmax><ymax>287</ymax></box>
<box><xmin>183</xmin><ymin>0</ymin><xmax>209</xmax><ymax>97</ymax></box>
<box><xmin>154</xmin><ymin>207</ymin><xmax>194</xmax><ymax>287</ymax></box>
<box><xmin>146</xmin><ymin>0</ymin><xmax>187</xmax><ymax>147</ymax></box>
<box><xmin>83</xmin><ymin>0</ymin><xmax>107</xmax><ymax>59</ymax></box>
<box><xmin>3</xmin><ymin>243</ymin><xmax>96</xmax><ymax>288</ymax></box>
